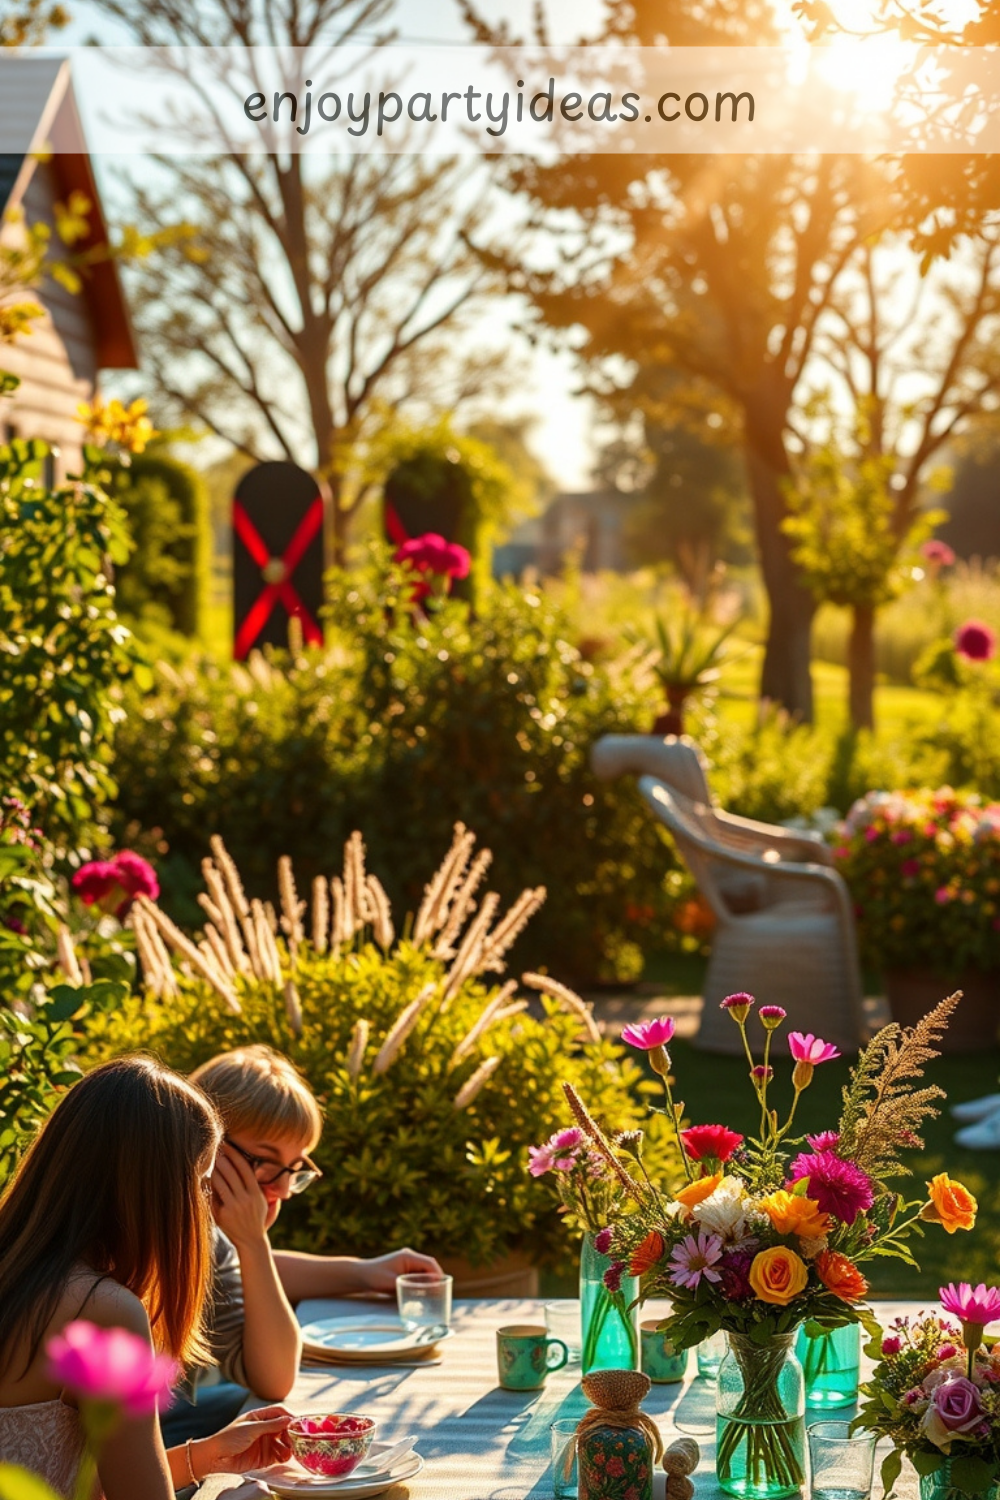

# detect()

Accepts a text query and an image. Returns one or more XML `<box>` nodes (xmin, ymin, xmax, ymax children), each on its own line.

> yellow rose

<box><xmin>674</xmin><ymin>1172</ymin><xmax>723</xmax><ymax>1213</ymax></box>
<box><xmin>760</xmin><ymin>1189</ymin><xmax>830</xmax><ymax>1240</ymax></box>
<box><xmin>749</xmin><ymin>1246</ymin><xmax>809</xmax><ymax>1306</ymax></box>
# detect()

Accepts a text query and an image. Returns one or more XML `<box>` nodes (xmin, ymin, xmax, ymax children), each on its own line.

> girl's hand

<box><xmin>211</xmin><ymin>1143</ymin><xmax>269</xmax><ymax>1250</ymax></box>
<box><xmin>196</xmin><ymin>1404</ymin><xmax>294</xmax><ymax>1476</ymax></box>
<box><xmin>359</xmin><ymin>1247</ymin><xmax>444</xmax><ymax>1295</ymax></box>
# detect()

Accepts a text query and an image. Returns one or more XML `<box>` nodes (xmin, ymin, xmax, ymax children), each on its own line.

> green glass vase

<box><xmin>579</xmin><ymin>1233</ymin><xmax>639</xmax><ymax>1376</ymax></box>
<box><xmin>796</xmin><ymin>1323</ymin><xmax>860</xmax><ymax>1410</ymax></box>
<box><xmin>715</xmin><ymin>1331</ymin><xmax>806</xmax><ymax>1500</ymax></box>
<box><xmin>919</xmin><ymin>1461</ymin><xmax>1000</xmax><ymax>1500</ymax></box>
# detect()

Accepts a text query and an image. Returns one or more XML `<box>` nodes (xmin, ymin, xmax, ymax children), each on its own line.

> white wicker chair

<box><xmin>591</xmin><ymin>735</ymin><xmax>865</xmax><ymax>1054</ymax></box>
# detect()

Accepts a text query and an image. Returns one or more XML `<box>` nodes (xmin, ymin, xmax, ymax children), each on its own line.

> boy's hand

<box><xmin>212</xmin><ymin>1142</ymin><xmax>269</xmax><ymax>1250</ymax></box>
<box><xmin>358</xmin><ymin>1247</ymin><xmax>444</xmax><ymax>1295</ymax></box>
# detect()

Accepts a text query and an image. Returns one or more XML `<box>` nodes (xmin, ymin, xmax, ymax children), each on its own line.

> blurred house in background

<box><xmin>494</xmin><ymin>489</ymin><xmax>642</xmax><ymax>576</ymax></box>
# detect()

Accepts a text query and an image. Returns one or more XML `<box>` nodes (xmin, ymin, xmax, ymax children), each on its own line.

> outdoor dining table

<box><xmin>200</xmin><ymin>1297</ymin><xmax>925</xmax><ymax>1500</ymax></box>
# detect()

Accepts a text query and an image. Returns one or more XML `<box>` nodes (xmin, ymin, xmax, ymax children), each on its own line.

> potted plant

<box><xmin>833</xmin><ymin>787</ymin><xmax>1000</xmax><ymax>1050</ymax></box>
<box><xmin>632</xmin><ymin>609</ymin><xmax>741</xmax><ymax>736</ymax></box>
<box><xmin>85</xmin><ymin>826</ymin><xmax>681</xmax><ymax>1291</ymax></box>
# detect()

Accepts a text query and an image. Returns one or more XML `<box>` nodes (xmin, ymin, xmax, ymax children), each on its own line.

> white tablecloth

<box><xmin>201</xmin><ymin>1297</ymin><xmax>924</xmax><ymax>1499</ymax></box>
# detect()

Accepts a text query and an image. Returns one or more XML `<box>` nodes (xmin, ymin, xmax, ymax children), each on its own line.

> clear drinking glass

<box><xmin>396</xmin><ymin>1272</ymin><xmax>453</xmax><ymax>1335</ymax></box>
<box><xmin>697</xmin><ymin>1329</ymin><xmax>727</xmax><ymax>1381</ymax></box>
<box><xmin>550</xmin><ymin>1417</ymin><xmax>579</xmax><ymax>1500</ymax></box>
<box><xmin>808</xmin><ymin>1420</ymin><xmax>877</xmax><ymax>1500</ymax></box>
<box><xmin>544</xmin><ymin>1300</ymin><xmax>582</xmax><ymax>1363</ymax></box>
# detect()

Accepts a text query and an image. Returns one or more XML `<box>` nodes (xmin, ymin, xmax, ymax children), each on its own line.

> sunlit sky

<box><xmin>62</xmin><ymin>0</ymin><xmax>980</xmax><ymax>489</ymax></box>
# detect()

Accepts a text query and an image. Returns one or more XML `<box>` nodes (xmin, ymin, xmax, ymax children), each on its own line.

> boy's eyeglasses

<box><xmin>224</xmin><ymin>1136</ymin><xmax>322</xmax><ymax>1195</ymax></box>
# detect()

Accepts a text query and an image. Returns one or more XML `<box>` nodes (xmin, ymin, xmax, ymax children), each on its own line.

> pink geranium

<box><xmin>680</xmin><ymin>1124</ymin><xmax>744</xmax><ymax>1163</ymax></box>
<box><xmin>621</xmin><ymin>1016</ymin><xmax>675</xmax><ymax>1051</ymax></box>
<box><xmin>788</xmin><ymin>1033</ymin><xmax>841</xmax><ymax>1065</ymax></box>
<box><xmin>668</xmin><ymin>1229</ymin><xmax>724</xmax><ymax>1291</ymax></box>
<box><xmin>47</xmin><ymin>1321</ymin><xmax>177</xmax><ymax>1418</ymax></box>
<box><xmin>72</xmin><ymin>850</ymin><xmax>159</xmax><ymax>919</ymax></box>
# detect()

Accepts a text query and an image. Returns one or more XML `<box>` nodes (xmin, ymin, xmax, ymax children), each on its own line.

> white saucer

<box><xmin>252</xmin><ymin>1450</ymin><xmax>423</xmax><ymax>1497</ymax></box>
<box><xmin>300</xmin><ymin>1314</ymin><xmax>453</xmax><ymax>1362</ymax></box>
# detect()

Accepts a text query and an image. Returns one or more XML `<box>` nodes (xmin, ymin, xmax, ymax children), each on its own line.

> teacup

<box><xmin>496</xmin><ymin>1324</ymin><xmax>569</xmax><ymax>1390</ymax></box>
<box><xmin>640</xmin><ymin>1320</ymin><xmax>688</xmax><ymax>1384</ymax></box>
<box><xmin>288</xmin><ymin>1413</ymin><xmax>376</xmax><ymax>1477</ymax></box>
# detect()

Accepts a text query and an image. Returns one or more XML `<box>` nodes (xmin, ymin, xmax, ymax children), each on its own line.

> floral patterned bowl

<box><xmin>288</xmin><ymin>1414</ymin><xmax>377</xmax><ymax>1477</ymax></box>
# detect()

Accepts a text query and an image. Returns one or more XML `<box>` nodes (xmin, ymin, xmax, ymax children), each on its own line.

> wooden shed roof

<box><xmin>0</xmin><ymin>57</ymin><xmax>138</xmax><ymax>370</ymax></box>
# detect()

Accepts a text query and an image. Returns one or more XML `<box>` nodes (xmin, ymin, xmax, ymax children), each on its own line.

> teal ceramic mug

<box><xmin>640</xmin><ymin>1320</ymin><xmax>688</xmax><ymax>1384</ymax></box>
<box><xmin>496</xmin><ymin>1324</ymin><xmax>570</xmax><ymax>1390</ymax></box>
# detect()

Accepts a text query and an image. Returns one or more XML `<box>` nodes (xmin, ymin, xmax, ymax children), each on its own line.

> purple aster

<box><xmin>668</xmin><ymin>1230</ymin><xmax>724</xmax><ymax>1292</ymax></box>
<box><xmin>718</xmin><ymin>1249</ymin><xmax>755</xmax><ymax>1302</ymax></box>
<box><xmin>787</xmin><ymin>1151</ymin><xmax>874</xmax><ymax>1225</ymax></box>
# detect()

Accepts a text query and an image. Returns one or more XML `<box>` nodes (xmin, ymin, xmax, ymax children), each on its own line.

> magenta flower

<box><xmin>881</xmin><ymin>1336</ymin><xmax>902</xmax><ymax>1357</ymax></box>
<box><xmin>47</xmin><ymin>1321</ymin><xmax>177</xmax><ymax>1418</ymax></box>
<box><xmin>940</xmin><ymin>1283</ymin><xmax>1000</xmax><ymax>1331</ymax></box>
<box><xmin>788</xmin><ymin>1033</ymin><xmax>841</xmax><ymax>1065</ymax></box>
<box><xmin>751</xmin><ymin>1065</ymin><xmax>774</xmax><ymax>1083</ymax></box>
<box><xmin>938</xmin><ymin>1343</ymin><xmax>959</xmax><ymax>1361</ymax></box>
<box><xmin>954</xmin><ymin>620</ymin><xmax>997</xmax><ymax>663</ymax></box>
<box><xmin>720</xmin><ymin>993</ymin><xmax>754</xmax><ymax>1020</ymax></box>
<box><xmin>621</xmin><ymin>1016</ymin><xmax>675</xmax><ymax>1050</ymax></box>
<box><xmin>758</xmin><ymin>1005</ymin><xmax>786</xmax><ymax>1029</ymax></box>
<box><xmin>528</xmin><ymin>1128</ymin><xmax>583</xmax><ymax>1176</ymax></box>
<box><xmin>679</xmin><ymin>1124</ymin><xmax>744</xmax><ymax>1163</ymax></box>
<box><xmin>718</xmin><ymin>1250</ymin><xmax>755</xmax><ymax>1302</ymax></box>
<box><xmin>922</xmin><ymin>539</ymin><xmax>956</xmax><ymax>568</ymax></box>
<box><xmin>551</xmin><ymin>1127</ymin><xmax>583</xmax><ymax>1153</ymax></box>
<box><xmin>395</xmin><ymin>533</ymin><xmax>471</xmax><ymax>580</ymax></box>
<box><xmin>603</xmin><ymin>1261</ymin><xmax>625</xmax><ymax>1294</ymax></box>
<box><xmin>806</xmin><ymin>1131</ymin><xmax>840</xmax><ymax>1152</ymax></box>
<box><xmin>594</xmin><ymin>1227</ymin><xmax>614</xmax><ymax>1255</ymax></box>
<box><xmin>72</xmin><ymin>850</ymin><xmax>159</xmax><ymax>919</ymax></box>
<box><xmin>668</xmin><ymin>1230</ymin><xmax>724</xmax><ymax>1292</ymax></box>
<box><xmin>787</xmin><ymin>1151</ymin><xmax>875</xmax><ymax>1225</ymax></box>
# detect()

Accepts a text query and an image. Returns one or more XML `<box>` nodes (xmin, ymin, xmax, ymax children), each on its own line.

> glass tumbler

<box><xmin>396</xmin><ymin>1272</ymin><xmax>453</xmax><ymax>1336</ymax></box>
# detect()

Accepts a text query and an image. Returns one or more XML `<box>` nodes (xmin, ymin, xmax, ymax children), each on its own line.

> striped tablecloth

<box><xmin>201</xmin><ymin>1298</ymin><xmax>923</xmax><ymax>1499</ymax></box>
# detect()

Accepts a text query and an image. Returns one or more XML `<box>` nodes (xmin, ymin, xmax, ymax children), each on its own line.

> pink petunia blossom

<box><xmin>939</xmin><ymin>1283</ymin><xmax>1000</xmax><ymax>1330</ymax></box>
<box><xmin>680</xmin><ymin>1124</ymin><xmax>744</xmax><ymax>1163</ymax></box>
<box><xmin>954</xmin><ymin>620</ymin><xmax>997</xmax><ymax>663</ymax></box>
<box><xmin>668</xmin><ymin>1230</ymin><xmax>724</xmax><ymax>1291</ymax></box>
<box><xmin>787</xmin><ymin>1033</ymin><xmax>841</xmax><ymax>1065</ymax></box>
<box><xmin>47</xmin><ymin>1321</ymin><xmax>177</xmax><ymax>1418</ymax></box>
<box><xmin>787</xmin><ymin>1151</ymin><xmax>874</xmax><ymax>1225</ymax></box>
<box><xmin>621</xmin><ymin>1016</ymin><xmax>675</xmax><ymax>1051</ymax></box>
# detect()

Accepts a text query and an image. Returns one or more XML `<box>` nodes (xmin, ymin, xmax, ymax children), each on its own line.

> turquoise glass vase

<box><xmin>579</xmin><ymin>1233</ymin><xmax>639</xmax><ymax>1375</ymax></box>
<box><xmin>796</xmin><ymin>1322</ymin><xmax>860</xmax><ymax>1409</ymax></box>
<box><xmin>919</xmin><ymin>1460</ymin><xmax>1000</xmax><ymax>1500</ymax></box>
<box><xmin>715</xmin><ymin>1331</ymin><xmax>806</xmax><ymax>1500</ymax></box>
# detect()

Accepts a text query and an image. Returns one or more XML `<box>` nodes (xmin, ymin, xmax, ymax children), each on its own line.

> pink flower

<box><xmin>72</xmin><ymin>851</ymin><xmax>159</xmax><ymax>919</ymax></box>
<box><xmin>758</xmin><ymin>1005</ymin><xmax>786</xmax><ymax>1028</ymax></box>
<box><xmin>935</xmin><ymin>887</ymin><xmax>952</xmax><ymax>905</ymax></box>
<box><xmin>668</xmin><ymin>1230</ymin><xmax>724</xmax><ymax>1291</ymax></box>
<box><xmin>923</xmin><ymin>1375</ymin><xmax>983</xmax><ymax>1449</ymax></box>
<box><xmin>528</xmin><ymin>1128</ymin><xmax>583</xmax><ymax>1176</ymax></box>
<box><xmin>395</xmin><ymin>533</ymin><xmax>471</xmax><ymax>580</ymax></box>
<box><xmin>882</xmin><ymin>1336</ymin><xmax>902</xmax><ymax>1356</ymax></box>
<box><xmin>787</xmin><ymin>1151</ymin><xmax>874</xmax><ymax>1225</ymax></box>
<box><xmin>594</xmin><ymin>1227</ymin><xmax>614</xmax><ymax>1255</ymax></box>
<box><xmin>751</xmin><ymin>1065</ymin><xmax>774</xmax><ymax>1083</ymax></box>
<box><xmin>603</xmin><ymin>1261</ymin><xmax>625</xmax><ymax>1293</ymax></box>
<box><xmin>864</xmin><ymin>825</ymin><xmax>881</xmax><ymax>842</ymax></box>
<box><xmin>901</xmin><ymin>859</ymin><xmax>921</xmax><ymax>878</ymax></box>
<box><xmin>621</xmin><ymin>1017</ymin><xmax>675</xmax><ymax>1050</ymax></box>
<box><xmin>954</xmin><ymin>620</ymin><xmax>997</xmax><ymax>663</ymax></box>
<box><xmin>787</xmin><ymin>1033</ymin><xmax>841</xmax><ymax>1065</ymax></box>
<box><xmin>806</xmin><ymin>1132</ymin><xmax>840</xmax><ymax>1151</ymax></box>
<box><xmin>680</xmin><ymin>1124</ymin><xmax>744</xmax><ymax>1163</ymax></box>
<box><xmin>937</xmin><ymin>1344</ymin><xmax>959</xmax><ymax>1361</ymax></box>
<box><xmin>832</xmin><ymin>846</ymin><xmax>850</xmax><ymax>860</ymax></box>
<box><xmin>720</xmin><ymin>993</ymin><xmax>754</xmax><ymax>1019</ymax></box>
<box><xmin>551</xmin><ymin>1128</ymin><xmax>583</xmax><ymax>1153</ymax></box>
<box><xmin>891</xmin><ymin>829</ymin><xmax>913</xmax><ymax>845</ymax></box>
<box><xmin>922</xmin><ymin>539</ymin><xmax>956</xmax><ymax>568</ymax></box>
<box><xmin>940</xmin><ymin>1283</ymin><xmax>1000</xmax><ymax>1332</ymax></box>
<box><xmin>47</xmin><ymin>1321</ymin><xmax>177</xmax><ymax>1418</ymax></box>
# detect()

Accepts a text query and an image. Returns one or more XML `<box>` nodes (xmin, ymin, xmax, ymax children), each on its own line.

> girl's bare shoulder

<box><xmin>59</xmin><ymin>1269</ymin><xmax>150</xmax><ymax>1340</ymax></box>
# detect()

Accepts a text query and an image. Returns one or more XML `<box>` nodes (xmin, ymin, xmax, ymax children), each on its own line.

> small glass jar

<box><xmin>579</xmin><ymin>1233</ymin><xmax>639</xmax><ymax>1376</ymax></box>
<box><xmin>796</xmin><ymin>1322</ymin><xmax>860</xmax><ymax>1410</ymax></box>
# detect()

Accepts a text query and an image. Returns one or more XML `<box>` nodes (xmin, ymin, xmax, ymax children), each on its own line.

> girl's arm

<box><xmin>273</xmin><ymin>1246</ymin><xmax>443</xmax><ymax>1303</ymax></box>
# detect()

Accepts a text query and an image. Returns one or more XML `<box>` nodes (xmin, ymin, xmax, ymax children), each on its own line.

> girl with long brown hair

<box><xmin>0</xmin><ymin>1055</ymin><xmax>292</xmax><ymax>1497</ymax></box>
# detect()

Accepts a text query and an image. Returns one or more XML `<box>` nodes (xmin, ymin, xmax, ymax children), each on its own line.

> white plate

<box><xmin>252</xmin><ymin>1451</ymin><xmax>423</xmax><ymax>1497</ymax></box>
<box><xmin>300</xmin><ymin>1315</ymin><xmax>453</xmax><ymax>1361</ymax></box>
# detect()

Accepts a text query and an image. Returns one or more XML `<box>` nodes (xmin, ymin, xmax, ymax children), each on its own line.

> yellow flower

<box><xmin>920</xmin><ymin>1174</ymin><xmax>977</xmax><ymax>1234</ymax></box>
<box><xmin>674</xmin><ymin>1172</ymin><xmax>723</xmax><ymax>1214</ymax></box>
<box><xmin>749</xmin><ymin>1246</ymin><xmax>809</xmax><ymax>1306</ymax></box>
<box><xmin>760</xmin><ymin>1189</ymin><xmax>830</xmax><ymax>1240</ymax></box>
<box><xmin>77</xmin><ymin>395</ymin><xmax>157</xmax><ymax>454</ymax></box>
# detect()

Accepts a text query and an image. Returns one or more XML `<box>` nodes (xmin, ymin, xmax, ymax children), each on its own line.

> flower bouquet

<box><xmin>857</xmin><ymin>1285</ymin><xmax>1000</xmax><ymax>1500</ymax></box>
<box><xmin>560</xmin><ymin>991</ymin><xmax>972</xmax><ymax>1500</ymax></box>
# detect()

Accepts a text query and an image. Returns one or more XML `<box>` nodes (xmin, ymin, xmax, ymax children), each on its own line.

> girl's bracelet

<box><xmin>185</xmin><ymin>1437</ymin><xmax>201</xmax><ymax>1488</ymax></box>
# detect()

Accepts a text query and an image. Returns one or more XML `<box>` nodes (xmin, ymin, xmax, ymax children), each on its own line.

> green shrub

<box><xmin>112</xmin><ymin>451</ymin><xmax>211</xmax><ymax>638</ymax></box>
<box><xmin>109</xmin><ymin>553</ymin><xmax>672</xmax><ymax>981</ymax></box>
<box><xmin>85</xmin><ymin>833</ymin><xmax>681</xmax><ymax>1268</ymax></box>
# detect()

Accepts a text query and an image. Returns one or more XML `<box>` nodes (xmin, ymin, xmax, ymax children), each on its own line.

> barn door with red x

<box><xmin>232</xmin><ymin>462</ymin><xmax>326</xmax><ymax>660</ymax></box>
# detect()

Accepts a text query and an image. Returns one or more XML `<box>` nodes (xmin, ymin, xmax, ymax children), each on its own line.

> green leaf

<box><xmin>911</xmin><ymin>1450</ymin><xmax>944</xmax><ymax>1477</ymax></box>
<box><xmin>948</xmin><ymin>1455</ymin><xmax>997</xmax><ymax>1493</ymax></box>
<box><xmin>878</xmin><ymin>1449</ymin><xmax>902</xmax><ymax>1498</ymax></box>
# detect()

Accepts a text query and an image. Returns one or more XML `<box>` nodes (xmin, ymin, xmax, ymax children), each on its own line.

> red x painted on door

<box><xmin>232</xmin><ymin>496</ymin><xmax>324</xmax><ymax>660</ymax></box>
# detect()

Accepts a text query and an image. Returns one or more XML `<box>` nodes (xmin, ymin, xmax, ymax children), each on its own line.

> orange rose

<box><xmin>760</xmin><ymin>1189</ymin><xmax>831</xmax><ymax>1240</ymax></box>
<box><xmin>675</xmin><ymin>1172</ymin><xmax>723</xmax><ymax>1213</ymax></box>
<box><xmin>749</xmin><ymin>1246</ymin><xmax>809</xmax><ymax>1306</ymax></box>
<box><xmin>920</xmin><ymin>1173</ymin><xmax>978</xmax><ymax>1234</ymax></box>
<box><xmin>630</xmin><ymin>1230</ymin><xmax>665</xmax><ymax>1277</ymax></box>
<box><xmin>815</xmin><ymin>1250</ymin><xmax>868</xmax><ymax>1302</ymax></box>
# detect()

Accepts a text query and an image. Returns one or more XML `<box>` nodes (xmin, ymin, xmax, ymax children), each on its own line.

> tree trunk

<box><xmin>848</xmin><ymin>603</ymin><xmax>876</xmax><ymax>731</ymax></box>
<box><xmin>745</xmin><ymin>447</ymin><xmax>816</xmax><ymax>722</ymax></box>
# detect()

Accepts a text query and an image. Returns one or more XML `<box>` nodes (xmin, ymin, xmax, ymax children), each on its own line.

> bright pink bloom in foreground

<box><xmin>395</xmin><ymin>533</ymin><xmax>471</xmax><ymax>580</ymax></box>
<box><xmin>680</xmin><ymin>1124</ymin><xmax>744</xmax><ymax>1163</ymax></box>
<box><xmin>954</xmin><ymin>619</ymin><xmax>997</xmax><ymax>663</ymax></box>
<box><xmin>668</xmin><ymin>1230</ymin><xmax>724</xmax><ymax>1291</ymax></box>
<box><xmin>788</xmin><ymin>1032</ymin><xmax>840</xmax><ymax>1065</ymax></box>
<box><xmin>47</xmin><ymin>1321</ymin><xmax>177</xmax><ymax>1417</ymax></box>
<box><xmin>787</xmin><ymin>1151</ymin><xmax>874</xmax><ymax>1225</ymax></box>
<box><xmin>72</xmin><ymin>850</ymin><xmax>159</xmax><ymax>919</ymax></box>
<box><xmin>621</xmin><ymin>1016</ymin><xmax>675</xmax><ymax>1051</ymax></box>
<box><xmin>940</xmin><ymin>1283</ymin><xmax>1000</xmax><ymax>1330</ymax></box>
